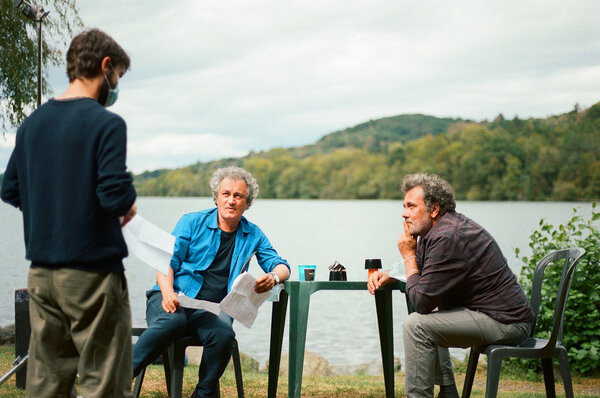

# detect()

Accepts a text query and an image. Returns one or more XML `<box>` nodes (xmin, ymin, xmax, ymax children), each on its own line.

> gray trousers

<box><xmin>403</xmin><ymin>307</ymin><xmax>531</xmax><ymax>398</ymax></box>
<box><xmin>27</xmin><ymin>267</ymin><xmax>133</xmax><ymax>398</ymax></box>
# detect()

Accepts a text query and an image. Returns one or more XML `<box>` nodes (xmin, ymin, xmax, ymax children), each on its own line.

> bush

<box><xmin>514</xmin><ymin>203</ymin><xmax>600</xmax><ymax>375</ymax></box>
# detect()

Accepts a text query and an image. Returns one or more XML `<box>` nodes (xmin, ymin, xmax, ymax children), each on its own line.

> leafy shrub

<box><xmin>514</xmin><ymin>203</ymin><xmax>600</xmax><ymax>375</ymax></box>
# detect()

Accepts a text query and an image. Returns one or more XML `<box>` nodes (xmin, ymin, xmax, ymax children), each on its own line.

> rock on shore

<box><xmin>270</xmin><ymin>351</ymin><xmax>401</xmax><ymax>376</ymax></box>
<box><xmin>187</xmin><ymin>347</ymin><xmax>400</xmax><ymax>376</ymax></box>
<box><xmin>0</xmin><ymin>324</ymin><xmax>15</xmax><ymax>345</ymax></box>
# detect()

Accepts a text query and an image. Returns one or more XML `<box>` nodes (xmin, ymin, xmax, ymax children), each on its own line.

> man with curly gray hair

<box><xmin>209</xmin><ymin>166</ymin><xmax>260</xmax><ymax>208</ymax></box>
<box><xmin>368</xmin><ymin>173</ymin><xmax>534</xmax><ymax>398</ymax></box>
<box><xmin>133</xmin><ymin>166</ymin><xmax>290</xmax><ymax>398</ymax></box>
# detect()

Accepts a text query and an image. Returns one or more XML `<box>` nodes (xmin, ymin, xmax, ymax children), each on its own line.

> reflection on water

<box><xmin>0</xmin><ymin>198</ymin><xmax>594</xmax><ymax>367</ymax></box>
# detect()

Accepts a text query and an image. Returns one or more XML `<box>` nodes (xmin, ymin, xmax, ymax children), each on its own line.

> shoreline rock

<box><xmin>0</xmin><ymin>324</ymin><xmax>15</xmax><ymax>345</ymax></box>
<box><xmin>266</xmin><ymin>350</ymin><xmax>401</xmax><ymax>376</ymax></box>
<box><xmin>188</xmin><ymin>347</ymin><xmax>400</xmax><ymax>376</ymax></box>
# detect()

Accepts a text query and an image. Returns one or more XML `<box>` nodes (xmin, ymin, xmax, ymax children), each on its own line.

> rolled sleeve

<box><xmin>255</xmin><ymin>233</ymin><xmax>290</xmax><ymax>273</ymax></box>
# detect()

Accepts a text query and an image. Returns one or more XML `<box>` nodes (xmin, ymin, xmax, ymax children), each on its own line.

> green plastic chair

<box><xmin>461</xmin><ymin>247</ymin><xmax>586</xmax><ymax>398</ymax></box>
<box><xmin>133</xmin><ymin>328</ymin><xmax>244</xmax><ymax>398</ymax></box>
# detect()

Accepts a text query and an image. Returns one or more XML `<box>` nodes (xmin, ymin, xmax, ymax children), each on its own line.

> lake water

<box><xmin>0</xmin><ymin>198</ymin><xmax>594</xmax><ymax>369</ymax></box>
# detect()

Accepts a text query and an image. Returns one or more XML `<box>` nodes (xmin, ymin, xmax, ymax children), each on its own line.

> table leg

<box><xmin>268</xmin><ymin>290</ymin><xmax>288</xmax><ymax>398</ymax></box>
<box><xmin>375</xmin><ymin>288</ymin><xmax>395</xmax><ymax>398</ymax></box>
<box><xmin>288</xmin><ymin>282</ymin><xmax>311</xmax><ymax>398</ymax></box>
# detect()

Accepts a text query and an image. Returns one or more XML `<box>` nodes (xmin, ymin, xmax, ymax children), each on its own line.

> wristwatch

<box><xmin>268</xmin><ymin>272</ymin><xmax>280</xmax><ymax>284</ymax></box>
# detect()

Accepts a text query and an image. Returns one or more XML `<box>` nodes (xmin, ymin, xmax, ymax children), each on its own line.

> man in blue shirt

<box><xmin>133</xmin><ymin>166</ymin><xmax>290</xmax><ymax>398</ymax></box>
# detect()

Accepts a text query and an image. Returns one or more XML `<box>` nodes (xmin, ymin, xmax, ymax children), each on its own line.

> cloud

<box><xmin>7</xmin><ymin>0</ymin><xmax>600</xmax><ymax>174</ymax></box>
<box><xmin>128</xmin><ymin>133</ymin><xmax>248</xmax><ymax>173</ymax></box>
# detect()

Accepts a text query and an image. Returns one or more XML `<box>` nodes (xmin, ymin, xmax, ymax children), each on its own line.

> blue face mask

<box><xmin>102</xmin><ymin>64</ymin><xmax>119</xmax><ymax>107</ymax></box>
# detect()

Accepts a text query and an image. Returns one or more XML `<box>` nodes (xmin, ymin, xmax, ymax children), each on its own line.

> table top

<box><xmin>283</xmin><ymin>280</ymin><xmax>406</xmax><ymax>292</ymax></box>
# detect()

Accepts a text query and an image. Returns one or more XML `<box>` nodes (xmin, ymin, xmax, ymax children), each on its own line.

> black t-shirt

<box><xmin>196</xmin><ymin>229</ymin><xmax>236</xmax><ymax>303</ymax></box>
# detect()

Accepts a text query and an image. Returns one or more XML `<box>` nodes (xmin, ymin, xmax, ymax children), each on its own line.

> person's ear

<box><xmin>430</xmin><ymin>203</ymin><xmax>440</xmax><ymax>219</ymax></box>
<box><xmin>100</xmin><ymin>56</ymin><xmax>112</xmax><ymax>74</ymax></box>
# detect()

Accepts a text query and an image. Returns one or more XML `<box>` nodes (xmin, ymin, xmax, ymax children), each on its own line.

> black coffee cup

<box><xmin>329</xmin><ymin>271</ymin><xmax>347</xmax><ymax>281</ymax></box>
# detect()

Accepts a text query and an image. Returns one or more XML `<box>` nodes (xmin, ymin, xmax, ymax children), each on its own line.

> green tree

<box><xmin>0</xmin><ymin>0</ymin><xmax>82</xmax><ymax>132</ymax></box>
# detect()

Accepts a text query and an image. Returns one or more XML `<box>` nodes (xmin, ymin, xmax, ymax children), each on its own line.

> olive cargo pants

<box><xmin>26</xmin><ymin>267</ymin><xmax>133</xmax><ymax>398</ymax></box>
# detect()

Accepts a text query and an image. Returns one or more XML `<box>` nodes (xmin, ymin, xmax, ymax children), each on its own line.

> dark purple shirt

<box><xmin>406</xmin><ymin>211</ymin><xmax>534</xmax><ymax>324</ymax></box>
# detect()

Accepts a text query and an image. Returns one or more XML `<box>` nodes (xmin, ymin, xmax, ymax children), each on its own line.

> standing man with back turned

<box><xmin>1</xmin><ymin>29</ymin><xmax>137</xmax><ymax>397</ymax></box>
<box><xmin>368</xmin><ymin>173</ymin><xmax>534</xmax><ymax>398</ymax></box>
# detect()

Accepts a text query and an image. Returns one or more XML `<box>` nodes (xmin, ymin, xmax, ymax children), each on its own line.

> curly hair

<box><xmin>210</xmin><ymin>167</ymin><xmax>260</xmax><ymax>208</ymax></box>
<box><xmin>66</xmin><ymin>28</ymin><xmax>130</xmax><ymax>82</ymax></box>
<box><xmin>401</xmin><ymin>173</ymin><xmax>456</xmax><ymax>215</ymax></box>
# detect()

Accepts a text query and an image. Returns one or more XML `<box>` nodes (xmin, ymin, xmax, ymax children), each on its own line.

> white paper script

<box><xmin>220</xmin><ymin>272</ymin><xmax>270</xmax><ymax>328</ymax></box>
<box><xmin>177</xmin><ymin>272</ymin><xmax>270</xmax><ymax>328</ymax></box>
<box><xmin>122</xmin><ymin>215</ymin><xmax>175</xmax><ymax>275</ymax></box>
<box><xmin>177</xmin><ymin>292</ymin><xmax>222</xmax><ymax>315</ymax></box>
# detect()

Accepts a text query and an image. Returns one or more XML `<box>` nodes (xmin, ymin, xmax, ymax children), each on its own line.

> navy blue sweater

<box><xmin>1</xmin><ymin>98</ymin><xmax>137</xmax><ymax>272</ymax></box>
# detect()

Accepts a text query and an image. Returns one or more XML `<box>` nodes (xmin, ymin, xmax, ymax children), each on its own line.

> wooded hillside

<box><xmin>134</xmin><ymin>104</ymin><xmax>600</xmax><ymax>200</ymax></box>
<box><xmin>21</xmin><ymin>104</ymin><xmax>600</xmax><ymax>201</ymax></box>
<box><xmin>133</xmin><ymin>103</ymin><xmax>599</xmax><ymax>201</ymax></box>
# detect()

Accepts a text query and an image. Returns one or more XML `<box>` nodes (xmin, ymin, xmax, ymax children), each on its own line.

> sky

<box><xmin>2</xmin><ymin>0</ymin><xmax>600</xmax><ymax>173</ymax></box>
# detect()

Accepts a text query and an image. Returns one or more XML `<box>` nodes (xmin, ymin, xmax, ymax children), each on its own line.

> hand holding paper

<box><xmin>220</xmin><ymin>272</ymin><xmax>270</xmax><ymax>328</ymax></box>
<box><xmin>176</xmin><ymin>272</ymin><xmax>271</xmax><ymax>328</ymax></box>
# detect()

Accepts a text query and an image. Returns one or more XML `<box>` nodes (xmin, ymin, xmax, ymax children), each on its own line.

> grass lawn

<box><xmin>1</xmin><ymin>345</ymin><xmax>599</xmax><ymax>397</ymax></box>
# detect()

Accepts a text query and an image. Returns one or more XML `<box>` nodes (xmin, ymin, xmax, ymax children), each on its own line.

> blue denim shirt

<box><xmin>150</xmin><ymin>208</ymin><xmax>290</xmax><ymax>298</ymax></box>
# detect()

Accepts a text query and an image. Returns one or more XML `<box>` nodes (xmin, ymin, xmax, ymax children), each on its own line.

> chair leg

<box><xmin>484</xmin><ymin>352</ymin><xmax>503</xmax><ymax>398</ymax></box>
<box><xmin>162</xmin><ymin>348</ymin><xmax>173</xmax><ymax>396</ymax></box>
<box><xmin>556</xmin><ymin>347</ymin><xmax>574</xmax><ymax>398</ymax></box>
<box><xmin>232</xmin><ymin>339</ymin><xmax>245</xmax><ymax>398</ymax></box>
<box><xmin>132</xmin><ymin>366</ymin><xmax>146</xmax><ymax>398</ymax></box>
<box><xmin>170</xmin><ymin>342</ymin><xmax>185</xmax><ymax>398</ymax></box>
<box><xmin>461</xmin><ymin>349</ymin><xmax>479</xmax><ymax>398</ymax></box>
<box><xmin>541</xmin><ymin>358</ymin><xmax>557</xmax><ymax>398</ymax></box>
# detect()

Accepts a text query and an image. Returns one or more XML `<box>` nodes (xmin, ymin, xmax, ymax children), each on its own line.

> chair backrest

<box><xmin>528</xmin><ymin>247</ymin><xmax>585</xmax><ymax>351</ymax></box>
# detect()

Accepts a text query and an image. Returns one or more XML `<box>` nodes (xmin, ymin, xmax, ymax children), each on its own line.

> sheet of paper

<box><xmin>176</xmin><ymin>273</ymin><xmax>270</xmax><ymax>328</ymax></box>
<box><xmin>220</xmin><ymin>272</ymin><xmax>270</xmax><ymax>328</ymax></box>
<box><xmin>177</xmin><ymin>292</ymin><xmax>221</xmax><ymax>315</ymax></box>
<box><xmin>122</xmin><ymin>215</ymin><xmax>175</xmax><ymax>275</ymax></box>
<box><xmin>388</xmin><ymin>261</ymin><xmax>407</xmax><ymax>282</ymax></box>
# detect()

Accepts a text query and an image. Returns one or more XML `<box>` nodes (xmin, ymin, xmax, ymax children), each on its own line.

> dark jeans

<box><xmin>133</xmin><ymin>291</ymin><xmax>235</xmax><ymax>397</ymax></box>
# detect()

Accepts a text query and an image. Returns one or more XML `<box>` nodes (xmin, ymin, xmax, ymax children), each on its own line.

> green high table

<box><xmin>267</xmin><ymin>280</ymin><xmax>411</xmax><ymax>398</ymax></box>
